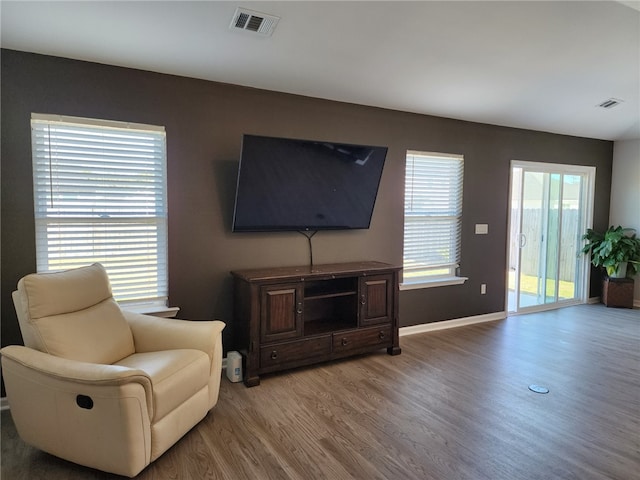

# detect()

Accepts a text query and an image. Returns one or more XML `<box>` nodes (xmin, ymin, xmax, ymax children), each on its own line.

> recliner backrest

<box><xmin>13</xmin><ymin>263</ymin><xmax>135</xmax><ymax>364</ymax></box>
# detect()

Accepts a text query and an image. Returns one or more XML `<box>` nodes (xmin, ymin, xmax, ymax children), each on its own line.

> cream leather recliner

<box><xmin>0</xmin><ymin>263</ymin><xmax>225</xmax><ymax>477</ymax></box>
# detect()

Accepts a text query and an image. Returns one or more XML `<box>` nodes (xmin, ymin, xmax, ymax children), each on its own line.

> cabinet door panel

<box><xmin>359</xmin><ymin>274</ymin><xmax>393</xmax><ymax>326</ymax></box>
<box><xmin>260</xmin><ymin>284</ymin><xmax>303</xmax><ymax>343</ymax></box>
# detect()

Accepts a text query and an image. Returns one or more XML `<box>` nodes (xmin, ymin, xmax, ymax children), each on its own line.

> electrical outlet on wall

<box><xmin>480</xmin><ymin>283</ymin><xmax>487</xmax><ymax>295</ymax></box>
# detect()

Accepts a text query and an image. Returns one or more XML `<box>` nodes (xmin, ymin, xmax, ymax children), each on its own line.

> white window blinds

<box><xmin>31</xmin><ymin>114</ymin><xmax>168</xmax><ymax>305</ymax></box>
<box><xmin>403</xmin><ymin>151</ymin><xmax>464</xmax><ymax>283</ymax></box>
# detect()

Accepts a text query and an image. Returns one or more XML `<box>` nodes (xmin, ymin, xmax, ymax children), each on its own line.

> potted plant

<box><xmin>581</xmin><ymin>226</ymin><xmax>640</xmax><ymax>278</ymax></box>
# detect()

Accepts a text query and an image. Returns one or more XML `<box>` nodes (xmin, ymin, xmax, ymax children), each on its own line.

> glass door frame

<box><xmin>506</xmin><ymin>160</ymin><xmax>596</xmax><ymax>314</ymax></box>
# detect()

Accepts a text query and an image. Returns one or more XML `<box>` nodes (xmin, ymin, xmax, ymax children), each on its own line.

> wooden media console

<box><xmin>232</xmin><ymin>261</ymin><xmax>401</xmax><ymax>387</ymax></box>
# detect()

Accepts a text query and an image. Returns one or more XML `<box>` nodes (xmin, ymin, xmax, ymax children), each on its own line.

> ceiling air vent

<box><xmin>597</xmin><ymin>98</ymin><xmax>623</xmax><ymax>109</ymax></box>
<box><xmin>230</xmin><ymin>8</ymin><xmax>280</xmax><ymax>36</ymax></box>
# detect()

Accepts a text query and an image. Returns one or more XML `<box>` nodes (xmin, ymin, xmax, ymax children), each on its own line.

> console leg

<box><xmin>244</xmin><ymin>376</ymin><xmax>260</xmax><ymax>387</ymax></box>
<box><xmin>387</xmin><ymin>346</ymin><xmax>401</xmax><ymax>356</ymax></box>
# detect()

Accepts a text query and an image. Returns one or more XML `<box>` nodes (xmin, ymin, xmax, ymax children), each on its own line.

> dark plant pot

<box><xmin>602</xmin><ymin>276</ymin><xmax>634</xmax><ymax>308</ymax></box>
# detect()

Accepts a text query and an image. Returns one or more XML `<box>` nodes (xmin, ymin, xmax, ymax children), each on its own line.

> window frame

<box><xmin>401</xmin><ymin>150</ymin><xmax>467</xmax><ymax>290</ymax></box>
<box><xmin>30</xmin><ymin>113</ymin><xmax>169</xmax><ymax>308</ymax></box>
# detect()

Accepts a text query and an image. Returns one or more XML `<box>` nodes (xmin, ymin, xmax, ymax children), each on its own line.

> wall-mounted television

<box><xmin>232</xmin><ymin>135</ymin><xmax>388</xmax><ymax>232</ymax></box>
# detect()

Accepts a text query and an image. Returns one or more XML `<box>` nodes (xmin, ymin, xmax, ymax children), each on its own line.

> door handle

<box><xmin>519</xmin><ymin>233</ymin><xmax>527</xmax><ymax>248</ymax></box>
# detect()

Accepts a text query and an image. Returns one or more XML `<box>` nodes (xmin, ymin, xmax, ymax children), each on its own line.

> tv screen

<box><xmin>232</xmin><ymin>135</ymin><xmax>388</xmax><ymax>232</ymax></box>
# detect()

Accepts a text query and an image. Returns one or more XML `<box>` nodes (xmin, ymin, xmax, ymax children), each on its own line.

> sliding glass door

<box><xmin>508</xmin><ymin>162</ymin><xmax>595</xmax><ymax>313</ymax></box>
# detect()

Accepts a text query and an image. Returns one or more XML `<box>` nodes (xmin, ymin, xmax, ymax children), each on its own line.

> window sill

<box><xmin>121</xmin><ymin>304</ymin><xmax>180</xmax><ymax>318</ymax></box>
<box><xmin>400</xmin><ymin>276</ymin><xmax>468</xmax><ymax>291</ymax></box>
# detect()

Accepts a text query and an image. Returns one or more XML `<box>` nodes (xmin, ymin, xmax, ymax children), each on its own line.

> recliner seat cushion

<box><xmin>114</xmin><ymin>349</ymin><xmax>210</xmax><ymax>422</ymax></box>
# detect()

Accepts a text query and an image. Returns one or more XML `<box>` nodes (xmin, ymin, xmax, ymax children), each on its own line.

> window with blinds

<box><xmin>31</xmin><ymin>114</ymin><xmax>168</xmax><ymax>306</ymax></box>
<box><xmin>403</xmin><ymin>151</ymin><xmax>464</xmax><ymax>284</ymax></box>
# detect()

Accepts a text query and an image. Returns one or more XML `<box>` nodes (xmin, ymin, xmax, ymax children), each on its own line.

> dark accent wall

<box><xmin>1</xmin><ymin>50</ymin><xmax>613</xmax><ymax>368</ymax></box>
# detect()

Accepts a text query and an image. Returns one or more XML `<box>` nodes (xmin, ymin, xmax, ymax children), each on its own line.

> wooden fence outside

<box><xmin>509</xmin><ymin>208</ymin><xmax>582</xmax><ymax>282</ymax></box>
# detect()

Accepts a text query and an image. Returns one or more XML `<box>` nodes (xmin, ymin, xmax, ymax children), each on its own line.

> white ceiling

<box><xmin>2</xmin><ymin>1</ymin><xmax>639</xmax><ymax>141</ymax></box>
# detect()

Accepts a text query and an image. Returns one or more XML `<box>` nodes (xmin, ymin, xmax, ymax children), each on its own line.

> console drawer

<box><xmin>260</xmin><ymin>336</ymin><xmax>331</xmax><ymax>370</ymax></box>
<box><xmin>332</xmin><ymin>325</ymin><xmax>392</xmax><ymax>353</ymax></box>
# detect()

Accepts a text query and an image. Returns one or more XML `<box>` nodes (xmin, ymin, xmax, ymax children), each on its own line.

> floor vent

<box><xmin>597</xmin><ymin>98</ymin><xmax>623</xmax><ymax>109</ymax></box>
<box><xmin>230</xmin><ymin>8</ymin><xmax>280</xmax><ymax>36</ymax></box>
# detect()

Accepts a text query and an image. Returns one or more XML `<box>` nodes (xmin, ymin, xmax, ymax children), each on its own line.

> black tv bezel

<box><xmin>231</xmin><ymin>134</ymin><xmax>388</xmax><ymax>233</ymax></box>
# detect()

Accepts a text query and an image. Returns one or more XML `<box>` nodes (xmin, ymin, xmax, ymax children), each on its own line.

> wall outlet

<box><xmin>480</xmin><ymin>283</ymin><xmax>487</xmax><ymax>295</ymax></box>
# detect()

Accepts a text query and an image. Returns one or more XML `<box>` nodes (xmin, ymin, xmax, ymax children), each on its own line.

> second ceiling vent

<box><xmin>597</xmin><ymin>98</ymin><xmax>623</xmax><ymax>109</ymax></box>
<box><xmin>230</xmin><ymin>8</ymin><xmax>280</xmax><ymax>36</ymax></box>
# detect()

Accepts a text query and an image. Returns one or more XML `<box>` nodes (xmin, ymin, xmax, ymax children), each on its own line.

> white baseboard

<box><xmin>399</xmin><ymin>311</ymin><xmax>506</xmax><ymax>336</ymax></box>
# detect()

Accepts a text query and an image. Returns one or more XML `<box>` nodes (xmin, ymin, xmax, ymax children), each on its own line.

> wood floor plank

<box><xmin>2</xmin><ymin>304</ymin><xmax>638</xmax><ymax>479</ymax></box>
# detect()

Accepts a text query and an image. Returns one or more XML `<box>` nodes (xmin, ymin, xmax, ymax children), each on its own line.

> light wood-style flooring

<box><xmin>2</xmin><ymin>304</ymin><xmax>639</xmax><ymax>479</ymax></box>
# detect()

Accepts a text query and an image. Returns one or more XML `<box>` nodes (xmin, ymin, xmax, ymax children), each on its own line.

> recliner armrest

<box><xmin>123</xmin><ymin>311</ymin><xmax>225</xmax><ymax>363</ymax></box>
<box><xmin>0</xmin><ymin>345</ymin><xmax>154</xmax><ymax>417</ymax></box>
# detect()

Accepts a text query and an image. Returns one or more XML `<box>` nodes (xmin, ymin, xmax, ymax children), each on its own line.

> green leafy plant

<box><xmin>581</xmin><ymin>226</ymin><xmax>640</xmax><ymax>277</ymax></box>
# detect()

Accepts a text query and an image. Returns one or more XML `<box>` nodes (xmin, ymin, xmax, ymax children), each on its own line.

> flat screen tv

<box><xmin>232</xmin><ymin>135</ymin><xmax>388</xmax><ymax>232</ymax></box>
